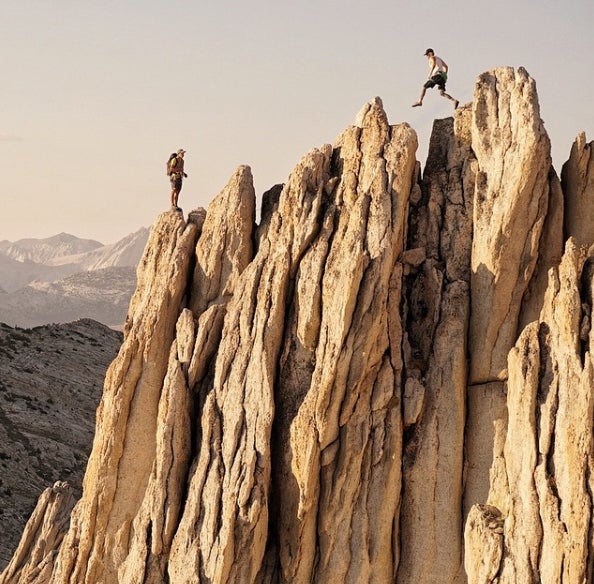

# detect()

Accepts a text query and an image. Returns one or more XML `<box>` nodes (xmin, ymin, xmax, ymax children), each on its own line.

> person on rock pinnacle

<box><xmin>412</xmin><ymin>48</ymin><xmax>459</xmax><ymax>109</ymax></box>
<box><xmin>167</xmin><ymin>148</ymin><xmax>188</xmax><ymax>210</ymax></box>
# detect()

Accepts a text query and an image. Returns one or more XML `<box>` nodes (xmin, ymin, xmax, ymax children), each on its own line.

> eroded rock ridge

<box><xmin>3</xmin><ymin>67</ymin><xmax>594</xmax><ymax>584</ymax></box>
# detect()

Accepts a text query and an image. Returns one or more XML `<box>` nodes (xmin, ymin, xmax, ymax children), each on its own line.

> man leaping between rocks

<box><xmin>412</xmin><ymin>48</ymin><xmax>459</xmax><ymax>109</ymax></box>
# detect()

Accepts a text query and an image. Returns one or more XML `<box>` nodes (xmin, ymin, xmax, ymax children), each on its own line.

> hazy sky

<box><xmin>2</xmin><ymin>0</ymin><xmax>592</xmax><ymax>244</ymax></box>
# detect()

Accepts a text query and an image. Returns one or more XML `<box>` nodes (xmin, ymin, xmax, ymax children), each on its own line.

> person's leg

<box><xmin>413</xmin><ymin>78</ymin><xmax>435</xmax><ymax>107</ymax></box>
<box><xmin>172</xmin><ymin>178</ymin><xmax>182</xmax><ymax>208</ymax></box>
<box><xmin>176</xmin><ymin>181</ymin><xmax>182</xmax><ymax>208</ymax></box>
<box><xmin>440</xmin><ymin>89</ymin><xmax>459</xmax><ymax>108</ymax></box>
<box><xmin>412</xmin><ymin>86</ymin><xmax>427</xmax><ymax>106</ymax></box>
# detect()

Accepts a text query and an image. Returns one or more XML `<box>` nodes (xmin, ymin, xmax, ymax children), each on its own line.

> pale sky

<box><xmin>2</xmin><ymin>0</ymin><xmax>592</xmax><ymax>244</ymax></box>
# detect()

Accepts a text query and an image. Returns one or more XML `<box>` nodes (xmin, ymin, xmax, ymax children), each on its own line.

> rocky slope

<box><xmin>3</xmin><ymin>66</ymin><xmax>594</xmax><ymax>583</ymax></box>
<box><xmin>0</xmin><ymin>320</ymin><xmax>121</xmax><ymax>570</ymax></box>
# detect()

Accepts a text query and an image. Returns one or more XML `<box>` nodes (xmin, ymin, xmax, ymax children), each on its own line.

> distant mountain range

<box><xmin>0</xmin><ymin>229</ymin><xmax>149</xmax><ymax>327</ymax></box>
<box><xmin>0</xmin><ymin>233</ymin><xmax>103</xmax><ymax>265</ymax></box>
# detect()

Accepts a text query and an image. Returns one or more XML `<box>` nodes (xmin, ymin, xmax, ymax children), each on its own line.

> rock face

<box><xmin>1</xmin><ymin>483</ymin><xmax>76</xmax><ymax>584</ymax></box>
<box><xmin>3</xmin><ymin>67</ymin><xmax>594</xmax><ymax>583</ymax></box>
<box><xmin>469</xmin><ymin>67</ymin><xmax>551</xmax><ymax>384</ymax></box>
<box><xmin>562</xmin><ymin>132</ymin><xmax>594</xmax><ymax>247</ymax></box>
<box><xmin>465</xmin><ymin>243</ymin><xmax>594</xmax><ymax>583</ymax></box>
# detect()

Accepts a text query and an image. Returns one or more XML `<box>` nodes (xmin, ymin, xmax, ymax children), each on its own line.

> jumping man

<box><xmin>412</xmin><ymin>48</ymin><xmax>459</xmax><ymax>109</ymax></box>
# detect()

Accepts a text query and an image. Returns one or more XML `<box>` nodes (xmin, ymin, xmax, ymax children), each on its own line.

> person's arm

<box><xmin>442</xmin><ymin>59</ymin><xmax>449</xmax><ymax>74</ymax></box>
<box><xmin>428</xmin><ymin>56</ymin><xmax>435</xmax><ymax>77</ymax></box>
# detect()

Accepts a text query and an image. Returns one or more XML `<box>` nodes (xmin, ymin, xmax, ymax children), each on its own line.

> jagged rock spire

<box><xmin>469</xmin><ymin>66</ymin><xmax>551</xmax><ymax>384</ymax></box>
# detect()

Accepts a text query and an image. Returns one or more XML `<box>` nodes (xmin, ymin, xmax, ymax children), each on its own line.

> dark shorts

<box><xmin>424</xmin><ymin>73</ymin><xmax>446</xmax><ymax>91</ymax></box>
<box><xmin>170</xmin><ymin>175</ymin><xmax>183</xmax><ymax>193</ymax></box>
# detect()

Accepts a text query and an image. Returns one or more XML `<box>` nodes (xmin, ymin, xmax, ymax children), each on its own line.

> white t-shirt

<box><xmin>431</xmin><ymin>56</ymin><xmax>446</xmax><ymax>76</ymax></box>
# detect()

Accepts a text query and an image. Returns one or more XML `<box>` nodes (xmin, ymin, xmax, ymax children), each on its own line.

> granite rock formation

<box><xmin>3</xmin><ymin>67</ymin><xmax>594</xmax><ymax>584</ymax></box>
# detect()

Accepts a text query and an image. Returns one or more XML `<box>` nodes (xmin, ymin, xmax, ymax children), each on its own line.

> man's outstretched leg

<box><xmin>412</xmin><ymin>87</ymin><xmax>426</xmax><ymax>107</ymax></box>
<box><xmin>440</xmin><ymin>89</ymin><xmax>459</xmax><ymax>109</ymax></box>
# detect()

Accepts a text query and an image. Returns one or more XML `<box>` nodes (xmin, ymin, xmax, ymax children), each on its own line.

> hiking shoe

<box><xmin>412</xmin><ymin>102</ymin><xmax>422</xmax><ymax>107</ymax></box>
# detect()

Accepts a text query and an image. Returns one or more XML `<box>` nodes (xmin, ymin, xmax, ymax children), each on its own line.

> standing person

<box><xmin>412</xmin><ymin>48</ymin><xmax>459</xmax><ymax>109</ymax></box>
<box><xmin>168</xmin><ymin>149</ymin><xmax>188</xmax><ymax>209</ymax></box>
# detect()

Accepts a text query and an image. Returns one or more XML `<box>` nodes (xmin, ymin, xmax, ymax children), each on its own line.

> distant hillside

<box><xmin>0</xmin><ymin>319</ymin><xmax>122</xmax><ymax>569</ymax></box>
<box><xmin>0</xmin><ymin>252</ymin><xmax>78</xmax><ymax>294</ymax></box>
<box><xmin>0</xmin><ymin>267</ymin><xmax>136</xmax><ymax>328</ymax></box>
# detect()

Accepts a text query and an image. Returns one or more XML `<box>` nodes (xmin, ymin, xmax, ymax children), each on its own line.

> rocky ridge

<box><xmin>3</xmin><ymin>66</ymin><xmax>594</xmax><ymax>583</ymax></box>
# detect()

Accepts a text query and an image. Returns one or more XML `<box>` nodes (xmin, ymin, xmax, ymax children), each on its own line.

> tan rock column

<box><xmin>169</xmin><ymin>143</ymin><xmax>335</xmax><ymax>584</ymax></box>
<box><xmin>562</xmin><ymin>132</ymin><xmax>594</xmax><ymax>248</ymax></box>
<box><xmin>466</xmin><ymin>241</ymin><xmax>594</xmax><ymax>583</ymax></box>
<box><xmin>469</xmin><ymin>67</ymin><xmax>551</xmax><ymax>384</ymax></box>
<box><xmin>0</xmin><ymin>483</ymin><xmax>75</xmax><ymax>584</ymax></box>
<box><xmin>51</xmin><ymin>211</ymin><xmax>201</xmax><ymax>584</ymax></box>
<box><xmin>121</xmin><ymin>166</ymin><xmax>256</xmax><ymax>583</ymax></box>
<box><xmin>399</xmin><ymin>108</ymin><xmax>474</xmax><ymax>584</ymax></box>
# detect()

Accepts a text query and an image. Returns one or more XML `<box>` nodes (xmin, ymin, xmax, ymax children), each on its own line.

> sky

<box><xmin>1</xmin><ymin>0</ymin><xmax>593</xmax><ymax>244</ymax></box>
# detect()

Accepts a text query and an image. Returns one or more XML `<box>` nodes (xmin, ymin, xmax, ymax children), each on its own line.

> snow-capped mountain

<box><xmin>0</xmin><ymin>228</ymin><xmax>149</xmax><ymax>327</ymax></box>
<box><xmin>46</xmin><ymin>228</ymin><xmax>150</xmax><ymax>270</ymax></box>
<box><xmin>0</xmin><ymin>233</ymin><xmax>103</xmax><ymax>264</ymax></box>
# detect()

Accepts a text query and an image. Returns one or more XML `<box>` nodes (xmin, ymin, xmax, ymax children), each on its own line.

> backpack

<box><xmin>166</xmin><ymin>153</ymin><xmax>177</xmax><ymax>176</ymax></box>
